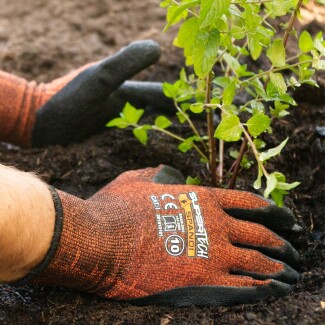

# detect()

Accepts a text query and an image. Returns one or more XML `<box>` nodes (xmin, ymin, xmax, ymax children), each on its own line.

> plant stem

<box><xmin>283</xmin><ymin>0</ymin><xmax>304</xmax><ymax>47</ymax></box>
<box><xmin>218</xmin><ymin>140</ymin><xmax>224</xmax><ymax>184</ymax></box>
<box><xmin>240</xmin><ymin>59</ymin><xmax>313</xmax><ymax>86</ymax></box>
<box><xmin>241</xmin><ymin>126</ymin><xmax>269</xmax><ymax>177</ymax></box>
<box><xmin>152</xmin><ymin>126</ymin><xmax>209</xmax><ymax>162</ymax></box>
<box><xmin>174</xmin><ymin>100</ymin><xmax>208</xmax><ymax>151</ymax></box>
<box><xmin>228</xmin><ymin>138</ymin><xmax>248</xmax><ymax>189</ymax></box>
<box><xmin>205</xmin><ymin>71</ymin><xmax>217</xmax><ymax>186</ymax></box>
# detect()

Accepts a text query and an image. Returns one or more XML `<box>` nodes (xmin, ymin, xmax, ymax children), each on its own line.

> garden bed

<box><xmin>0</xmin><ymin>0</ymin><xmax>324</xmax><ymax>324</ymax></box>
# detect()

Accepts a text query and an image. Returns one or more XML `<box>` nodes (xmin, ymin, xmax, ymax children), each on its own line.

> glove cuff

<box><xmin>12</xmin><ymin>186</ymin><xmax>63</xmax><ymax>286</ymax></box>
<box><xmin>0</xmin><ymin>70</ymin><xmax>49</xmax><ymax>147</ymax></box>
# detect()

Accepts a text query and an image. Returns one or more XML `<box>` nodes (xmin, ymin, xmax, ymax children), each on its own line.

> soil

<box><xmin>0</xmin><ymin>0</ymin><xmax>324</xmax><ymax>324</ymax></box>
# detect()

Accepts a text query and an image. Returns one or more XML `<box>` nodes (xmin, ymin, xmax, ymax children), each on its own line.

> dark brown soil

<box><xmin>0</xmin><ymin>1</ymin><xmax>324</xmax><ymax>324</ymax></box>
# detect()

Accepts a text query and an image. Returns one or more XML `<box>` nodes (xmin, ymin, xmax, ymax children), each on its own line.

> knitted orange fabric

<box><xmin>30</xmin><ymin>166</ymin><xmax>286</xmax><ymax>300</ymax></box>
<box><xmin>0</xmin><ymin>64</ymin><xmax>92</xmax><ymax>147</ymax></box>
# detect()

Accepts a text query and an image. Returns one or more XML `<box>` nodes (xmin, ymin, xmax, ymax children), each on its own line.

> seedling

<box><xmin>107</xmin><ymin>0</ymin><xmax>325</xmax><ymax>206</ymax></box>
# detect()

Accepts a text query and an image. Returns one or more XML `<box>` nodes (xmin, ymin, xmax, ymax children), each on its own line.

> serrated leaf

<box><xmin>199</xmin><ymin>0</ymin><xmax>230</xmax><ymax>28</ymax></box>
<box><xmin>270</xmin><ymin>72</ymin><xmax>287</xmax><ymax>95</ymax></box>
<box><xmin>259</xmin><ymin>137</ymin><xmax>289</xmax><ymax>161</ymax></box>
<box><xmin>246</xmin><ymin>114</ymin><xmax>271</xmax><ymax>137</ymax></box>
<box><xmin>299</xmin><ymin>31</ymin><xmax>314</xmax><ymax>52</ymax></box>
<box><xmin>231</xmin><ymin>26</ymin><xmax>246</xmax><ymax>40</ymax></box>
<box><xmin>214</xmin><ymin>115</ymin><xmax>242</xmax><ymax>141</ymax></box>
<box><xmin>123</xmin><ymin>103</ymin><xmax>144</xmax><ymax>124</ymax></box>
<box><xmin>133</xmin><ymin>127</ymin><xmax>148</xmax><ymax>145</ymax></box>
<box><xmin>164</xmin><ymin>0</ymin><xmax>199</xmax><ymax>31</ymax></box>
<box><xmin>155</xmin><ymin>116</ymin><xmax>172</xmax><ymax>129</ymax></box>
<box><xmin>248</xmin><ymin>35</ymin><xmax>263</xmax><ymax>60</ymax></box>
<box><xmin>106</xmin><ymin>117</ymin><xmax>129</xmax><ymax>129</ymax></box>
<box><xmin>174</xmin><ymin>17</ymin><xmax>199</xmax><ymax>66</ymax></box>
<box><xmin>193</xmin><ymin>28</ymin><xmax>220</xmax><ymax>77</ymax></box>
<box><xmin>267</xmin><ymin>39</ymin><xmax>286</xmax><ymax>67</ymax></box>
<box><xmin>223</xmin><ymin>80</ymin><xmax>236</xmax><ymax>105</ymax></box>
<box><xmin>213</xmin><ymin>76</ymin><xmax>230</xmax><ymax>88</ymax></box>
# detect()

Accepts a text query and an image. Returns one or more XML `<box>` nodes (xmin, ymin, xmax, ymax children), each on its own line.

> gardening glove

<box><xmin>14</xmin><ymin>165</ymin><xmax>300</xmax><ymax>307</ymax></box>
<box><xmin>0</xmin><ymin>40</ymin><xmax>170</xmax><ymax>148</ymax></box>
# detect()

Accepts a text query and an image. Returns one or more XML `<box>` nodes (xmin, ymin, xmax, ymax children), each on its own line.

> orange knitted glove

<box><xmin>15</xmin><ymin>165</ymin><xmax>300</xmax><ymax>306</ymax></box>
<box><xmin>0</xmin><ymin>40</ymin><xmax>167</xmax><ymax>147</ymax></box>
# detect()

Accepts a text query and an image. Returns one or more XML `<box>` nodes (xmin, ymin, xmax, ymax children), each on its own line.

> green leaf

<box><xmin>223</xmin><ymin>80</ymin><xmax>236</xmax><ymax>105</ymax></box>
<box><xmin>248</xmin><ymin>35</ymin><xmax>263</xmax><ymax>60</ymax></box>
<box><xmin>230</xmin><ymin>150</ymin><xmax>253</xmax><ymax>169</ymax></box>
<box><xmin>133</xmin><ymin>127</ymin><xmax>148</xmax><ymax>145</ymax></box>
<box><xmin>178</xmin><ymin>141</ymin><xmax>193</xmax><ymax>153</ymax></box>
<box><xmin>267</xmin><ymin>39</ymin><xmax>286</xmax><ymax>67</ymax></box>
<box><xmin>270</xmin><ymin>72</ymin><xmax>287</xmax><ymax>95</ymax></box>
<box><xmin>270</xmin><ymin>189</ymin><xmax>285</xmax><ymax>207</ymax></box>
<box><xmin>214</xmin><ymin>115</ymin><xmax>242</xmax><ymax>142</ymax></box>
<box><xmin>231</xmin><ymin>26</ymin><xmax>246</xmax><ymax>40</ymax></box>
<box><xmin>299</xmin><ymin>31</ymin><xmax>314</xmax><ymax>52</ymax></box>
<box><xmin>264</xmin><ymin>173</ymin><xmax>277</xmax><ymax>198</ymax></box>
<box><xmin>164</xmin><ymin>0</ymin><xmax>199</xmax><ymax>31</ymax></box>
<box><xmin>176</xmin><ymin>111</ymin><xmax>189</xmax><ymax>124</ymax></box>
<box><xmin>246</xmin><ymin>114</ymin><xmax>271</xmax><ymax>137</ymax></box>
<box><xmin>155</xmin><ymin>116</ymin><xmax>172</xmax><ymax>129</ymax></box>
<box><xmin>162</xmin><ymin>82</ymin><xmax>176</xmax><ymax>98</ymax></box>
<box><xmin>190</xmin><ymin>103</ymin><xmax>205</xmax><ymax>113</ymax></box>
<box><xmin>193</xmin><ymin>28</ymin><xmax>220</xmax><ymax>77</ymax></box>
<box><xmin>106</xmin><ymin>117</ymin><xmax>129</xmax><ymax>129</ymax></box>
<box><xmin>312</xmin><ymin>59</ymin><xmax>325</xmax><ymax>70</ymax></box>
<box><xmin>253</xmin><ymin>164</ymin><xmax>263</xmax><ymax>190</ymax></box>
<box><xmin>276</xmin><ymin>181</ymin><xmax>300</xmax><ymax>191</ymax></box>
<box><xmin>264</xmin><ymin>0</ymin><xmax>294</xmax><ymax>18</ymax></box>
<box><xmin>253</xmin><ymin>138</ymin><xmax>266</xmax><ymax>150</ymax></box>
<box><xmin>174</xmin><ymin>17</ymin><xmax>199</xmax><ymax>66</ymax></box>
<box><xmin>186</xmin><ymin>176</ymin><xmax>201</xmax><ymax>185</ymax></box>
<box><xmin>123</xmin><ymin>103</ymin><xmax>144</xmax><ymax>124</ymax></box>
<box><xmin>214</xmin><ymin>76</ymin><xmax>231</xmax><ymax>88</ymax></box>
<box><xmin>199</xmin><ymin>0</ymin><xmax>230</xmax><ymax>28</ymax></box>
<box><xmin>250</xmin><ymin>78</ymin><xmax>266</xmax><ymax>98</ymax></box>
<box><xmin>314</xmin><ymin>37</ymin><xmax>325</xmax><ymax>56</ymax></box>
<box><xmin>259</xmin><ymin>137</ymin><xmax>289</xmax><ymax>162</ymax></box>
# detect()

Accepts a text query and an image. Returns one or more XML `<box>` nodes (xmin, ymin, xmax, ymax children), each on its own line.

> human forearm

<box><xmin>0</xmin><ymin>164</ymin><xmax>55</xmax><ymax>282</ymax></box>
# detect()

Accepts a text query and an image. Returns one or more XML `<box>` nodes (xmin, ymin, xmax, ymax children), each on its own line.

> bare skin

<box><xmin>0</xmin><ymin>164</ymin><xmax>55</xmax><ymax>282</ymax></box>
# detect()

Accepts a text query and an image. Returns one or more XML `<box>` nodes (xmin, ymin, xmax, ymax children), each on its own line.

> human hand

<box><xmin>0</xmin><ymin>40</ymin><xmax>166</xmax><ymax>147</ymax></box>
<box><xmin>17</xmin><ymin>165</ymin><xmax>300</xmax><ymax>306</ymax></box>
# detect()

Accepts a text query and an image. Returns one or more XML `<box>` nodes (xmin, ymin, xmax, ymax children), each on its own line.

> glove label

<box><xmin>150</xmin><ymin>192</ymin><xmax>209</xmax><ymax>259</ymax></box>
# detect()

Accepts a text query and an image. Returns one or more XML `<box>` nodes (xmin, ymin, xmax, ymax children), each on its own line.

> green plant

<box><xmin>107</xmin><ymin>0</ymin><xmax>325</xmax><ymax>206</ymax></box>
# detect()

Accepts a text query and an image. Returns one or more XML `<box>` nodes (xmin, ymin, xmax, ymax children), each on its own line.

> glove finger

<box><xmin>126</xmin><ymin>278</ymin><xmax>293</xmax><ymax>307</ymax></box>
<box><xmin>228</xmin><ymin>217</ymin><xmax>299</xmax><ymax>267</ymax></box>
<box><xmin>32</xmin><ymin>40</ymin><xmax>161</xmax><ymax>147</ymax></box>
<box><xmin>229</xmin><ymin>246</ymin><xmax>299</xmax><ymax>284</ymax></box>
<box><xmin>213</xmin><ymin>188</ymin><xmax>300</xmax><ymax>232</ymax></box>
<box><xmin>94</xmin><ymin>40</ymin><xmax>161</xmax><ymax>95</ymax></box>
<box><xmin>109</xmin><ymin>81</ymin><xmax>175</xmax><ymax>115</ymax></box>
<box><xmin>225</xmin><ymin>204</ymin><xmax>301</xmax><ymax>233</ymax></box>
